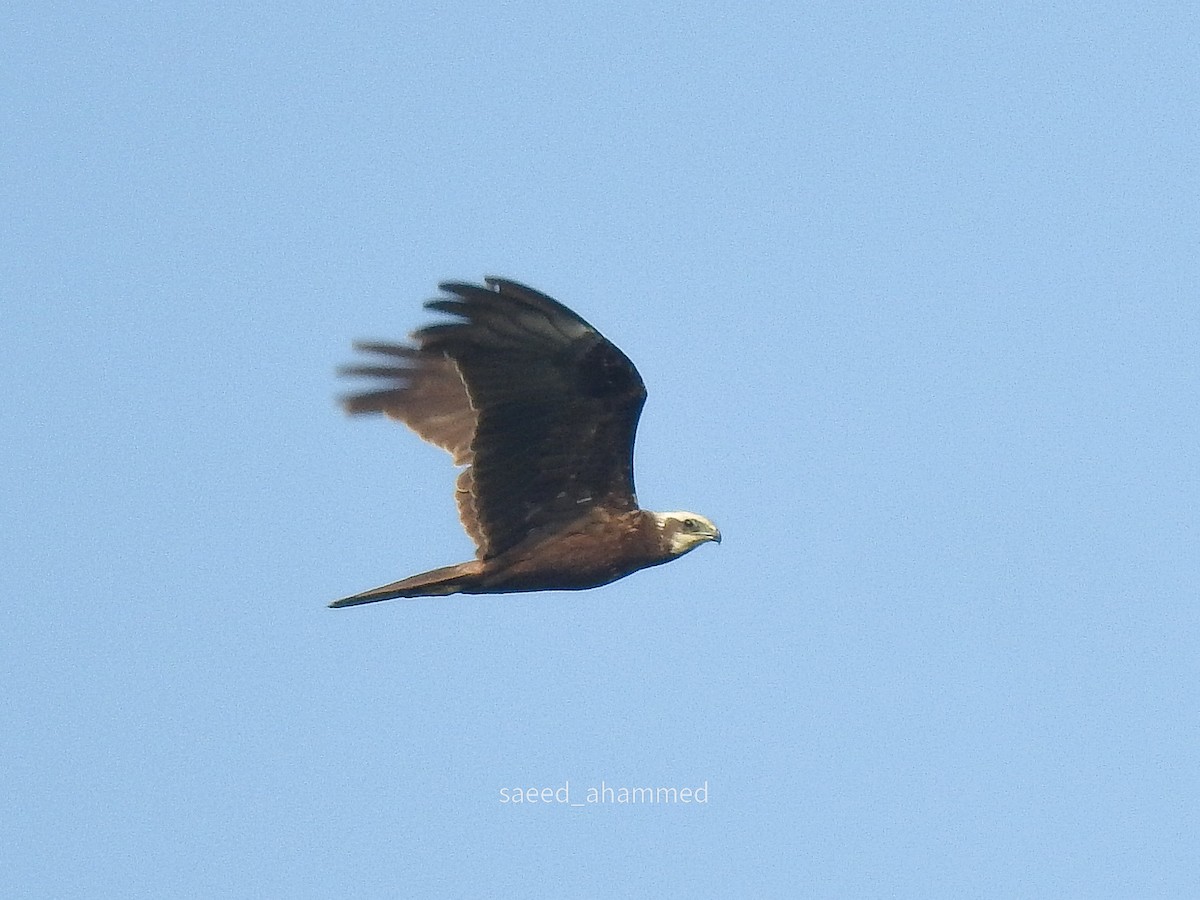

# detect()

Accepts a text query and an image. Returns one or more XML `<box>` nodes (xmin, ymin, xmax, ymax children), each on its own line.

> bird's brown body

<box><xmin>332</xmin><ymin>278</ymin><xmax>719</xmax><ymax>607</ymax></box>
<box><xmin>335</xmin><ymin>509</ymin><xmax>677</xmax><ymax>605</ymax></box>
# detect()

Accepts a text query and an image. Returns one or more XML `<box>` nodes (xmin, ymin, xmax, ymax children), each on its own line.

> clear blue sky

<box><xmin>4</xmin><ymin>2</ymin><xmax>1198</xmax><ymax>897</ymax></box>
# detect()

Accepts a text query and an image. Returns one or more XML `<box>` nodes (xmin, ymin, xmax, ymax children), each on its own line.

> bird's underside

<box><xmin>331</xmin><ymin>511</ymin><xmax>657</xmax><ymax>606</ymax></box>
<box><xmin>332</xmin><ymin>277</ymin><xmax>720</xmax><ymax>607</ymax></box>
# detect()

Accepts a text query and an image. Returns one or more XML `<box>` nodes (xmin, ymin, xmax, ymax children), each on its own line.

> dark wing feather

<box><xmin>339</xmin><ymin>278</ymin><xmax>647</xmax><ymax>560</ymax></box>
<box><xmin>420</xmin><ymin>278</ymin><xmax>646</xmax><ymax>559</ymax></box>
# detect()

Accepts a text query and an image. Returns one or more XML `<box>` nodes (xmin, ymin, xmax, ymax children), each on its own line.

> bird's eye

<box><xmin>683</xmin><ymin>518</ymin><xmax>697</xmax><ymax>529</ymax></box>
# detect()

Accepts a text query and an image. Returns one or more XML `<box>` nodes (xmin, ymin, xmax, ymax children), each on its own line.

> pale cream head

<box><xmin>651</xmin><ymin>511</ymin><xmax>722</xmax><ymax>556</ymax></box>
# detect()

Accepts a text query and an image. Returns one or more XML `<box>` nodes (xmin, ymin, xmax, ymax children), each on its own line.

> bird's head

<box><xmin>652</xmin><ymin>511</ymin><xmax>722</xmax><ymax>557</ymax></box>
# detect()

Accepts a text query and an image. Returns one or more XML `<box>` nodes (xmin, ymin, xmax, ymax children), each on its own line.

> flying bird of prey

<box><xmin>331</xmin><ymin>278</ymin><xmax>720</xmax><ymax>607</ymax></box>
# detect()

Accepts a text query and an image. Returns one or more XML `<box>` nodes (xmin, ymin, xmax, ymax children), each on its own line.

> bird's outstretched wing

<box><xmin>341</xmin><ymin>278</ymin><xmax>647</xmax><ymax>559</ymax></box>
<box><xmin>340</xmin><ymin>343</ymin><xmax>474</xmax><ymax>464</ymax></box>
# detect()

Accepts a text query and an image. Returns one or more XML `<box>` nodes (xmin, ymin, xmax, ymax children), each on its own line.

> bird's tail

<box><xmin>329</xmin><ymin>561</ymin><xmax>483</xmax><ymax>608</ymax></box>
